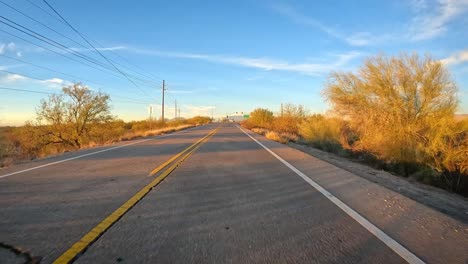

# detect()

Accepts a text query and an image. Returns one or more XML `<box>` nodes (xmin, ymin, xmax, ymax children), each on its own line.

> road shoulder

<box><xmin>241</xmin><ymin>126</ymin><xmax>468</xmax><ymax>263</ymax></box>
<box><xmin>288</xmin><ymin>141</ymin><xmax>468</xmax><ymax>223</ymax></box>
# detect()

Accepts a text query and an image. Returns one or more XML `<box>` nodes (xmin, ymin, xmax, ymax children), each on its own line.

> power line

<box><xmin>0</xmin><ymin>28</ymin><xmax>128</xmax><ymax>80</ymax></box>
<box><xmin>0</xmin><ymin>86</ymin><xmax>54</xmax><ymax>95</ymax></box>
<box><xmin>19</xmin><ymin>0</ymin><xmax>162</xmax><ymax>86</ymax></box>
<box><xmin>1</xmin><ymin>1</ymin><xmax>163</xmax><ymax>102</ymax></box>
<box><xmin>0</xmin><ymin>2</ymin><xmax>160</xmax><ymax>88</ymax></box>
<box><xmin>0</xmin><ymin>70</ymin><xmax>154</xmax><ymax>104</ymax></box>
<box><xmin>90</xmin><ymin>38</ymin><xmax>163</xmax><ymax>82</ymax></box>
<box><xmin>0</xmin><ymin>86</ymin><xmax>153</xmax><ymax>105</ymax></box>
<box><xmin>0</xmin><ymin>22</ymin><xmax>156</xmax><ymax>91</ymax></box>
<box><xmin>42</xmin><ymin>0</ymin><xmax>148</xmax><ymax>95</ymax></box>
<box><xmin>0</xmin><ymin>53</ymin><xmax>103</xmax><ymax>87</ymax></box>
<box><xmin>0</xmin><ymin>15</ymin><xmax>160</xmax><ymax>88</ymax></box>
<box><xmin>0</xmin><ymin>0</ymin><xmax>90</xmax><ymax>51</ymax></box>
<box><xmin>24</xmin><ymin>0</ymin><xmax>66</xmax><ymax>26</ymax></box>
<box><xmin>14</xmin><ymin>0</ymin><xmax>163</xmax><ymax>87</ymax></box>
<box><xmin>0</xmin><ymin>17</ymin><xmax>120</xmax><ymax>73</ymax></box>
<box><xmin>0</xmin><ymin>69</ymin><xmax>51</xmax><ymax>82</ymax></box>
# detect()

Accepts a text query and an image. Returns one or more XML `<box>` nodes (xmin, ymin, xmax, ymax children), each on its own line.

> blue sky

<box><xmin>1</xmin><ymin>0</ymin><xmax>467</xmax><ymax>125</ymax></box>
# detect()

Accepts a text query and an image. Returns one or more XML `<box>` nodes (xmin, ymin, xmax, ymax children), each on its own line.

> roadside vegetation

<box><xmin>0</xmin><ymin>83</ymin><xmax>211</xmax><ymax>167</ymax></box>
<box><xmin>242</xmin><ymin>53</ymin><xmax>468</xmax><ymax>196</ymax></box>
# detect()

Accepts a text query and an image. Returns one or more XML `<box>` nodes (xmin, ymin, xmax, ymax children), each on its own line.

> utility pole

<box><xmin>174</xmin><ymin>99</ymin><xmax>177</xmax><ymax>119</ymax></box>
<box><xmin>281</xmin><ymin>103</ymin><xmax>283</xmax><ymax>117</ymax></box>
<box><xmin>178</xmin><ymin>108</ymin><xmax>181</xmax><ymax>119</ymax></box>
<box><xmin>161</xmin><ymin>80</ymin><xmax>165</xmax><ymax>122</ymax></box>
<box><xmin>148</xmin><ymin>105</ymin><xmax>153</xmax><ymax>131</ymax></box>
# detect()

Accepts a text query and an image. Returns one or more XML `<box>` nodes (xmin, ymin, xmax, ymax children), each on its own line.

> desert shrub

<box><xmin>88</xmin><ymin>120</ymin><xmax>126</xmax><ymax>145</ymax></box>
<box><xmin>272</xmin><ymin>104</ymin><xmax>307</xmax><ymax>134</ymax></box>
<box><xmin>324</xmin><ymin>53</ymin><xmax>467</xmax><ymax>192</ymax></box>
<box><xmin>166</xmin><ymin>118</ymin><xmax>187</xmax><ymax>128</ymax></box>
<box><xmin>280</xmin><ymin>132</ymin><xmax>299</xmax><ymax>142</ymax></box>
<box><xmin>186</xmin><ymin>116</ymin><xmax>211</xmax><ymax>125</ymax></box>
<box><xmin>422</xmin><ymin>118</ymin><xmax>468</xmax><ymax>192</ymax></box>
<box><xmin>0</xmin><ymin>128</ymin><xmax>16</xmax><ymax>167</ymax></box>
<box><xmin>265</xmin><ymin>131</ymin><xmax>288</xmax><ymax>144</ymax></box>
<box><xmin>241</xmin><ymin>119</ymin><xmax>255</xmax><ymax>129</ymax></box>
<box><xmin>251</xmin><ymin>128</ymin><xmax>268</xmax><ymax>135</ymax></box>
<box><xmin>298</xmin><ymin>114</ymin><xmax>343</xmax><ymax>153</ymax></box>
<box><xmin>248</xmin><ymin>108</ymin><xmax>274</xmax><ymax>129</ymax></box>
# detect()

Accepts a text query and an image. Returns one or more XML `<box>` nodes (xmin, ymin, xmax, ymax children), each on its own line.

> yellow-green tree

<box><xmin>324</xmin><ymin>53</ymin><xmax>463</xmax><ymax>180</ymax></box>
<box><xmin>35</xmin><ymin>83</ymin><xmax>113</xmax><ymax>148</ymax></box>
<box><xmin>249</xmin><ymin>108</ymin><xmax>274</xmax><ymax>129</ymax></box>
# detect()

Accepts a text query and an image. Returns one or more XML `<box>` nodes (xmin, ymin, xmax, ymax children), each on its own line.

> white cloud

<box><xmin>0</xmin><ymin>42</ymin><xmax>17</xmax><ymax>55</ymax></box>
<box><xmin>166</xmin><ymin>89</ymin><xmax>194</xmax><ymax>94</ymax></box>
<box><xmin>184</xmin><ymin>105</ymin><xmax>216</xmax><ymax>117</ymax></box>
<box><xmin>69</xmin><ymin>46</ymin><xmax>127</xmax><ymax>52</ymax></box>
<box><xmin>0</xmin><ymin>73</ymin><xmax>26</xmax><ymax>82</ymax></box>
<box><xmin>40</xmin><ymin>78</ymin><xmax>72</xmax><ymax>89</ymax></box>
<box><xmin>128</xmin><ymin>48</ymin><xmax>362</xmax><ymax>76</ymax></box>
<box><xmin>408</xmin><ymin>0</ymin><xmax>468</xmax><ymax>41</ymax></box>
<box><xmin>410</xmin><ymin>0</ymin><xmax>429</xmax><ymax>11</ymax></box>
<box><xmin>0</xmin><ymin>44</ymin><xmax>5</xmax><ymax>54</ymax></box>
<box><xmin>43</xmin><ymin>78</ymin><xmax>65</xmax><ymax>85</ymax></box>
<box><xmin>7</xmin><ymin>42</ymin><xmax>15</xmax><ymax>51</ymax></box>
<box><xmin>441</xmin><ymin>49</ymin><xmax>468</xmax><ymax>65</ymax></box>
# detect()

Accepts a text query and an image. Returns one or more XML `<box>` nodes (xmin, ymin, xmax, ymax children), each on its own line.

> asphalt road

<box><xmin>0</xmin><ymin>124</ymin><xmax>467</xmax><ymax>264</ymax></box>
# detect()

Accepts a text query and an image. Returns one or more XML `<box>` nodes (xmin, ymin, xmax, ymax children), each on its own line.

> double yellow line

<box><xmin>53</xmin><ymin>126</ymin><xmax>220</xmax><ymax>264</ymax></box>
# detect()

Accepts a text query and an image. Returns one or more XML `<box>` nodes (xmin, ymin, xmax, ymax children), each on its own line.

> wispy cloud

<box><xmin>0</xmin><ymin>73</ymin><xmax>26</xmax><ymax>82</ymax></box>
<box><xmin>0</xmin><ymin>64</ymin><xmax>24</xmax><ymax>71</ymax></box>
<box><xmin>42</xmin><ymin>78</ymin><xmax>66</xmax><ymax>85</ymax></box>
<box><xmin>441</xmin><ymin>49</ymin><xmax>468</xmax><ymax>65</ymax></box>
<box><xmin>184</xmin><ymin>105</ymin><xmax>216</xmax><ymax>117</ymax></box>
<box><xmin>69</xmin><ymin>46</ymin><xmax>127</xmax><ymax>52</ymax></box>
<box><xmin>270</xmin><ymin>4</ymin><xmax>340</xmax><ymax>39</ymax></box>
<box><xmin>40</xmin><ymin>78</ymin><xmax>72</xmax><ymax>89</ymax></box>
<box><xmin>410</xmin><ymin>0</ymin><xmax>429</xmax><ymax>12</ymax></box>
<box><xmin>166</xmin><ymin>89</ymin><xmax>194</xmax><ymax>94</ymax></box>
<box><xmin>408</xmin><ymin>0</ymin><xmax>468</xmax><ymax>41</ymax></box>
<box><xmin>0</xmin><ymin>42</ymin><xmax>17</xmax><ymax>55</ymax></box>
<box><xmin>0</xmin><ymin>72</ymin><xmax>70</xmax><ymax>89</ymax></box>
<box><xmin>270</xmin><ymin>1</ymin><xmax>468</xmax><ymax>46</ymax></box>
<box><xmin>127</xmin><ymin>48</ymin><xmax>362</xmax><ymax>76</ymax></box>
<box><xmin>270</xmin><ymin>4</ymin><xmax>383</xmax><ymax>46</ymax></box>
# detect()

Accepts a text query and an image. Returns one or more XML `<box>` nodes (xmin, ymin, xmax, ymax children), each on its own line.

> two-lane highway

<box><xmin>1</xmin><ymin>124</ymin><xmax>467</xmax><ymax>263</ymax></box>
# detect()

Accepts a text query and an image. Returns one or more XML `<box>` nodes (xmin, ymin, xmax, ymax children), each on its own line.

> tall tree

<box><xmin>36</xmin><ymin>83</ymin><xmax>112</xmax><ymax>148</ymax></box>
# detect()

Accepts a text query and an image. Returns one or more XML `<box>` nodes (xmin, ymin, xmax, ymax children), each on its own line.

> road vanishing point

<box><xmin>0</xmin><ymin>124</ymin><xmax>467</xmax><ymax>264</ymax></box>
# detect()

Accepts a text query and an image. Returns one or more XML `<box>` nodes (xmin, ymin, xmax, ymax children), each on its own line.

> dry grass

<box><xmin>265</xmin><ymin>131</ymin><xmax>289</xmax><ymax>144</ymax></box>
<box><xmin>280</xmin><ymin>132</ymin><xmax>299</xmax><ymax>142</ymax></box>
<box><xmin>120</xmin><ymin>125</ymin><xmax>194</xmax><ymax>141</ymax></box>
<box><xmin>251</xmin><ymin>128</ymin><xmax>268</xmax><ymax>135</ymax></box>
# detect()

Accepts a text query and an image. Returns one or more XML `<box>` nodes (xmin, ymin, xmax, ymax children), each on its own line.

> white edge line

<box><xmin>237</xmin><ymin>125</ymin><xmax>425</xmax><ymax>264</ymax></box>
<box><xmin>0</xmin><ymin>125</ymin><xmax>204</xmax><ymax>179</ymax></box>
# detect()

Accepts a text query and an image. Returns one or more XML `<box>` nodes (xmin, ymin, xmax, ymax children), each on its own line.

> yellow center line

<box><xmin>53</xmin><ymin>126</ymin><xmax>221</xmax><ymax>264</ymax></box>
<box><xmin>148</xmin><ymin>126</ymin><xmax>218</xmax><ymax>176</ymax></box>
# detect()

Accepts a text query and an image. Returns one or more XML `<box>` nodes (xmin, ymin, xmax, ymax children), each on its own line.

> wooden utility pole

<box><xmin>162</xmin><ymin>80</ymin><xmax>165</xmax><ymax>122</ymax></box>
<box><xmin>174</xmin><ymin>99</ymin><xmax>177</xmax><ymax>119</ymax></box>
<box><xmin>149</xmin><ymin>105</ymin><xmax>153</xmax><ymax>130</ymax></box>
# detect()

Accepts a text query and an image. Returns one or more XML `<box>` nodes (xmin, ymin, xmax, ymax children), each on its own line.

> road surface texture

<box><xmin>0</xmin><ymin>124</ymin><xmax>467</xmax><ymax>264</ymax></box>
